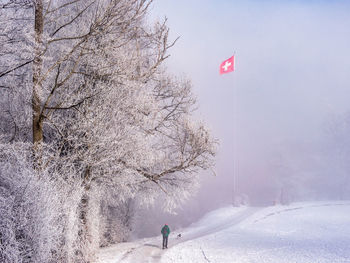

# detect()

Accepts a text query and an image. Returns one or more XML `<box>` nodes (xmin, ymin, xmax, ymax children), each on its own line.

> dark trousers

<box><xmin>162</xmin><ymin>235</ymin><xmax>168</xmax><ymax>248</ymax></box>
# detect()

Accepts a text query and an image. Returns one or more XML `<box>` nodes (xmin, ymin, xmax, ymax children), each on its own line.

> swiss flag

<box><xmin>219</xmin><ymin>56</ymin><xmax>234</xmax><ymax>74</ymax></box>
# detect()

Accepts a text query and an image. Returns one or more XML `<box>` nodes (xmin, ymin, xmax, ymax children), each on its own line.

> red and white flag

<box><xmin>219</xmin><ymin>56</ymin><xmax>234</xmax><ymax>74</ymax></box>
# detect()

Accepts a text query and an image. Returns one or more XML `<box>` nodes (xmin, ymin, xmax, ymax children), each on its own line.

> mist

<box><xmin>130</xmin><ymin>0</ymin><xmax>350</xmax><ymax>238</ymax></box>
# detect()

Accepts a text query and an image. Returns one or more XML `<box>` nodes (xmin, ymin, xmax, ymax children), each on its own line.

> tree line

<box><xmin>0</xmin><ymin>1</ymin><xmax>216</xmax><ymax>262</ymax></box>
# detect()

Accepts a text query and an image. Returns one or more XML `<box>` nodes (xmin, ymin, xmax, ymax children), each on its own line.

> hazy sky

<box><xmin>137</xmin><ymin>0</ymin><xmax>350</xmax><ymax>236</ymax></box>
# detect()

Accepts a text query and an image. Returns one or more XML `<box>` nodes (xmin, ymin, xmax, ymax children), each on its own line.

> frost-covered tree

<box><xmin>0</xmin><ymin>0</ymin><xmax>216</xmax><ymax>262</ymax></box>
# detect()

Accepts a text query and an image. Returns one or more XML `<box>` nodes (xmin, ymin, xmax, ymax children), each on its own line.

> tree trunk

<box><xmin>32</xmin><ymin>0</ymin><xmax>44</xmax><ymax>144</ymax></box>
<box><xmin>78</xmin><ymin>167</ymin><xmax>93</xmax><ymax>261</ymax></box>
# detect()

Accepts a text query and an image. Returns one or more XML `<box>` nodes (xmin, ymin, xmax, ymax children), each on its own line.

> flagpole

<box><xmin>232</xmin><ymin>51</ymin><xmax>237</xmax><ymax>207</ymax></box>
<box><xmin>220</xmin><ymin>53</ymin><xmax>238</xmax><ymax>206</ymax></box>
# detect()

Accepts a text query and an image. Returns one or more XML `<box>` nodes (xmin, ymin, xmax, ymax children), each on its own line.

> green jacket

<box><xmin>161</xmin><ymin>225</ymin><xmax>170</xmax><ymax>237</ymax></box>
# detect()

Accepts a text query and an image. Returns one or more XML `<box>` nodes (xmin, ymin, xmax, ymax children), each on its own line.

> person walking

<box><xmin>161</xmin><ymin>224</ymin><xmax>170</xmax><ymax>249</ymax></box>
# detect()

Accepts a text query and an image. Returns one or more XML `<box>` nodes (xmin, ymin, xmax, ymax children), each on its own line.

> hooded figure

<box><xmin>161</xmin><ymin>224</ymin><xmax>170</xmax><ymax>249</ymax></box>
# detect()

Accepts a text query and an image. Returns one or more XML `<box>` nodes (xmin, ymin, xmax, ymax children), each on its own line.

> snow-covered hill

<box><xmin>96</xmin><ymin>201</ymin><xmax>350</xmax><ymax>263</ymax></box>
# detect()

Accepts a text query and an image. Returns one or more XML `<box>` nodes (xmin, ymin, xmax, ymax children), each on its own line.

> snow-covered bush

<box><xmin>99</xmin><ymin>199</ymin><xmax>135</xmax><ymax>246</ymax></box>
<box><xmin>0</xmin><ymin>143</ymin><xmax>63</xmax><ymax>262</ymax></box>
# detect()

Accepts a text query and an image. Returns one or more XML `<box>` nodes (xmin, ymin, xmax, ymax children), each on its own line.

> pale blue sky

<box><xmin>149</xmin><ymin>0</ymin><xmax>350</xmax><ymax>208</ymax></box>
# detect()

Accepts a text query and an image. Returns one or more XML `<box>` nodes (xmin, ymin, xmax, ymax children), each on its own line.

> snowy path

<box><xmin>96</xmin><ymin>207</ymin><xmax>260</xmax><ymax>263</ymax></box>
<box><xmin>96</xmin><ymin>202</ymin><xmax>350</xmax><ymax>263</ymax></box>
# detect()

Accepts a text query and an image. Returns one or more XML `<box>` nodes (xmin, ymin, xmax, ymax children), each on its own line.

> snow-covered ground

<box><xmin>96</xmin><ymin>201</ymin><xmax>350</xmax><ymax>263</ymax></box>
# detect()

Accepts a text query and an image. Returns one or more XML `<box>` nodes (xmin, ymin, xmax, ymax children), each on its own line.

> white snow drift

<box><xmin>96</xmin><ymin>201</ymin><xmax>350</xmax><ymax>263</ymax></box>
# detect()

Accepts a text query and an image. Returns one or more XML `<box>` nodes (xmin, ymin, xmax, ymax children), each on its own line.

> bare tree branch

<box><xmin>0</xmin><ymin>60</ymin><xmax>33</xmax><ymax>79</ymax></box>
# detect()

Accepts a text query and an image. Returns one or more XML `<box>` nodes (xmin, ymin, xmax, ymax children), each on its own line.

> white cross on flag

<box><xmin>219</xmin><ymin>56</ymin><xmax>234</xmax><ymax>74</ymax></box>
